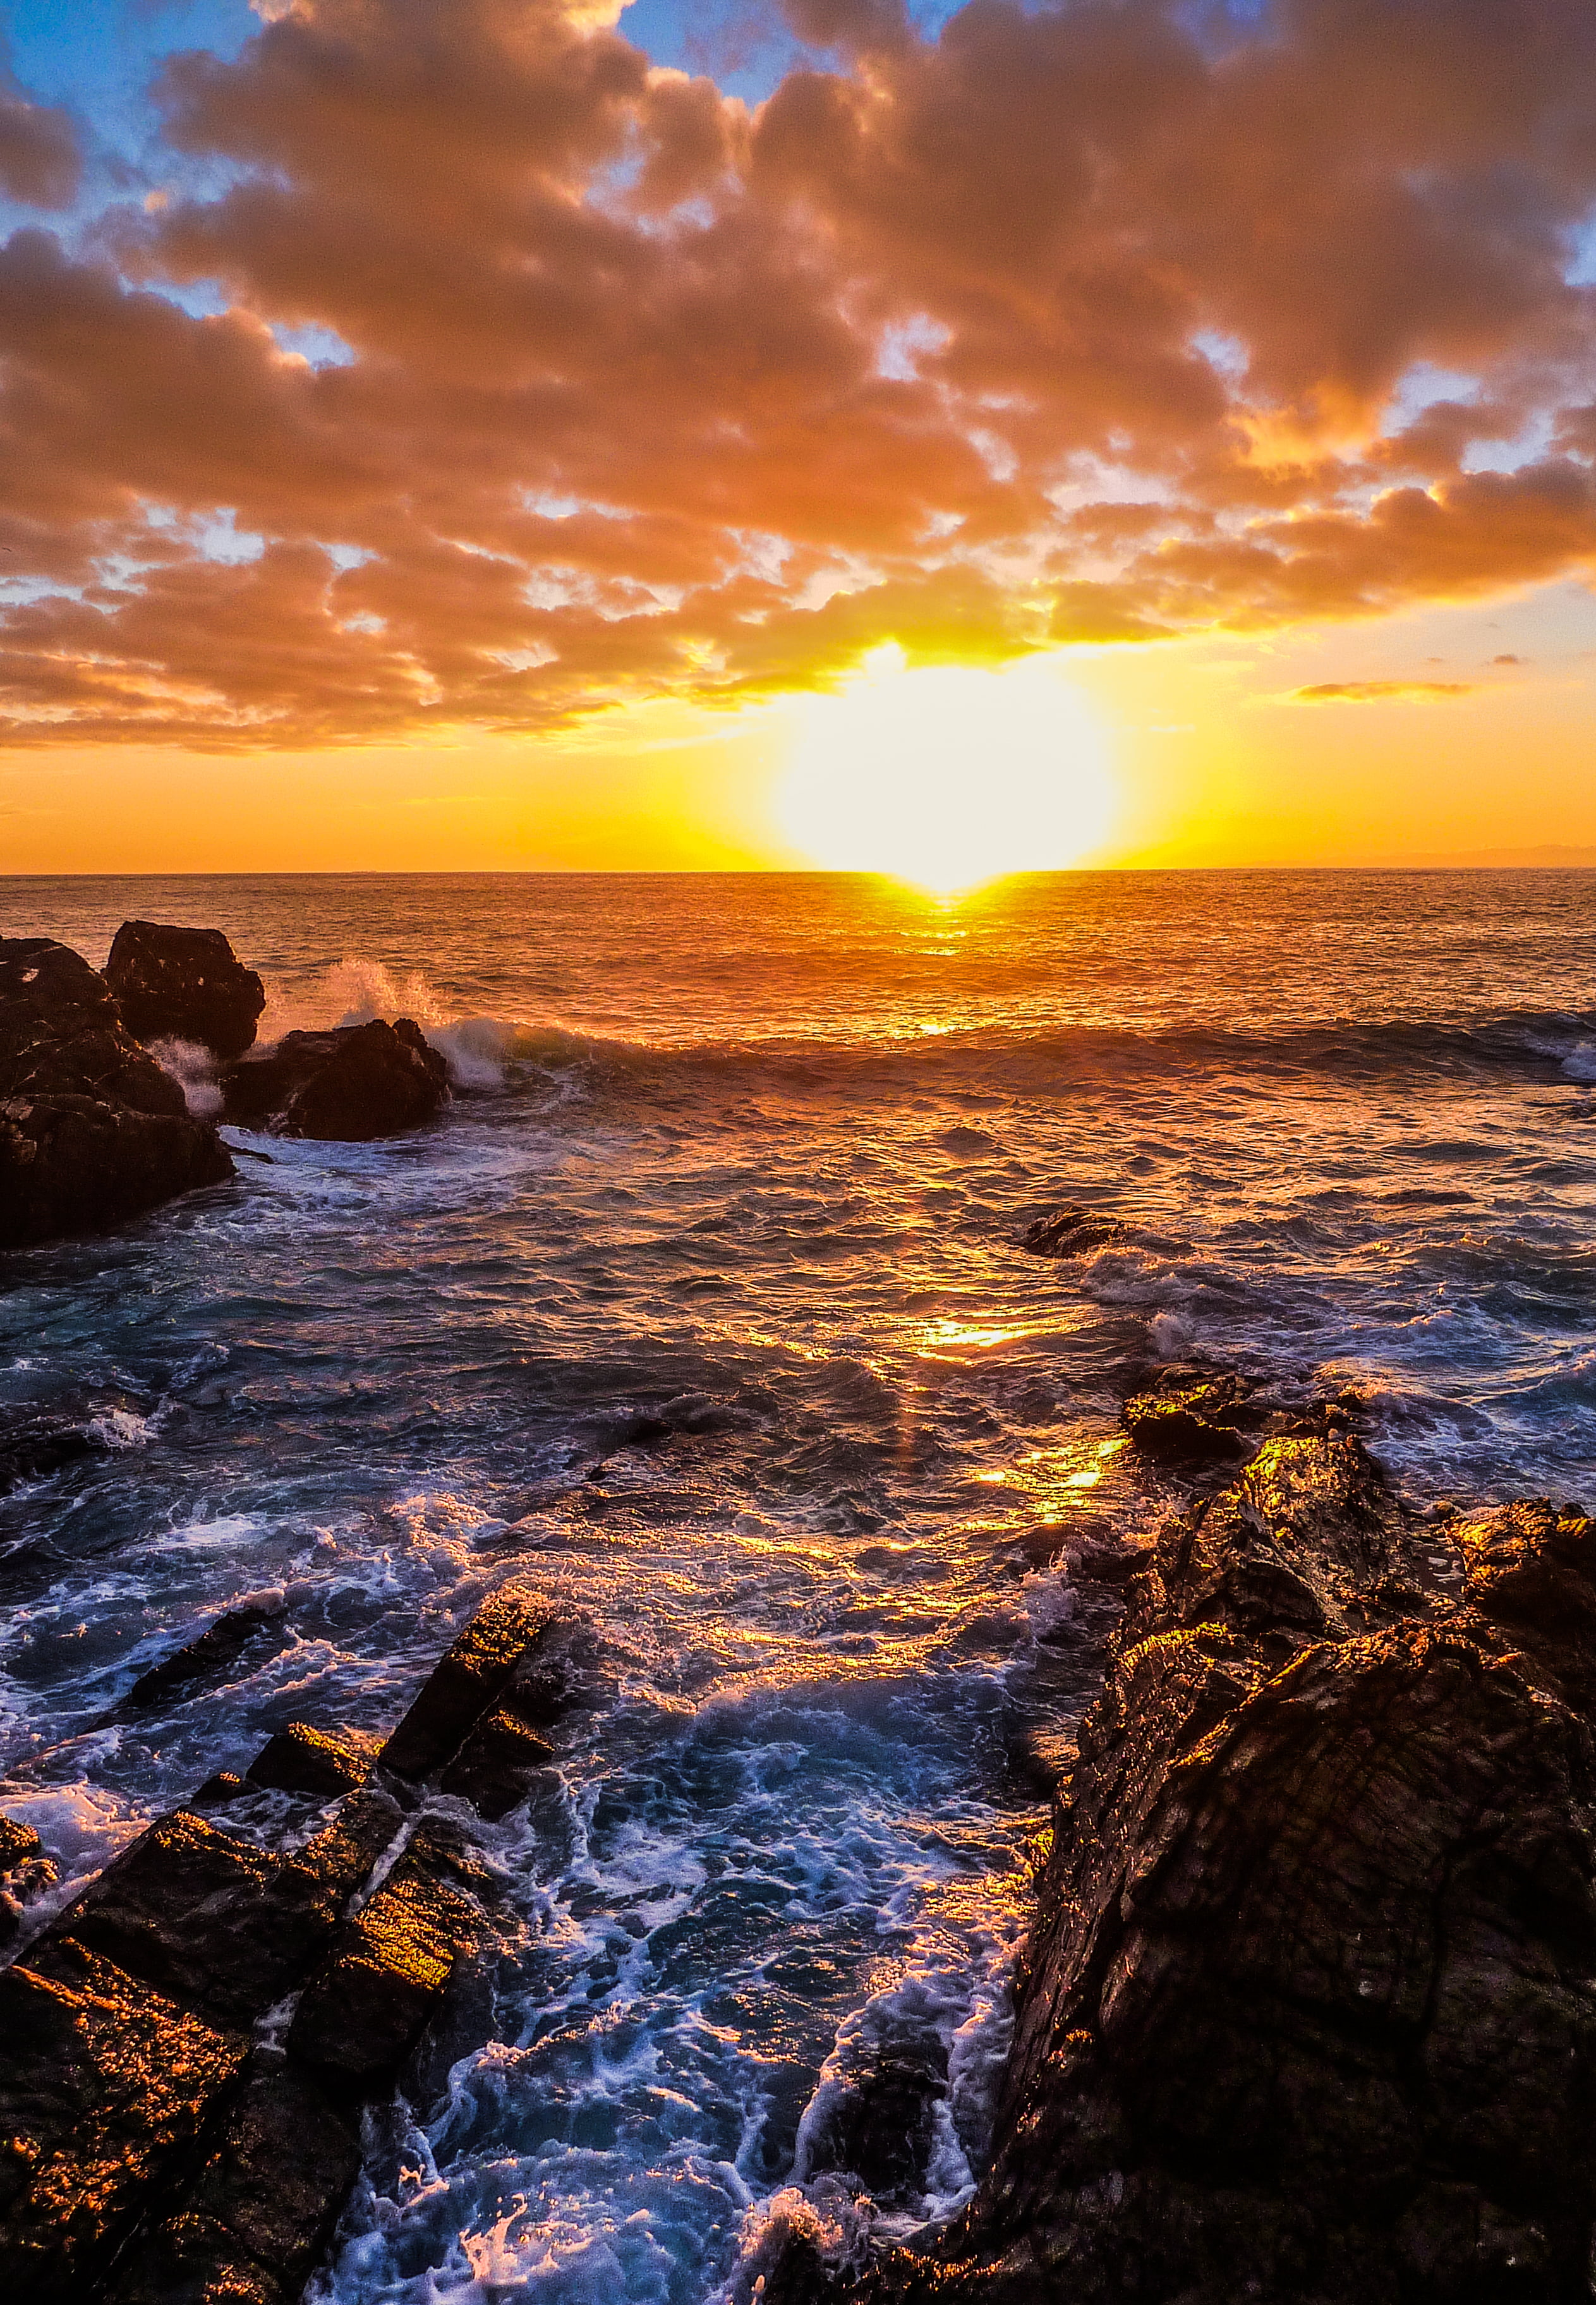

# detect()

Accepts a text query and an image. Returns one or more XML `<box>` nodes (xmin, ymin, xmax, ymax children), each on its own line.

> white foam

<box><xmin>150</xmin><ymin>1036</ymin><xmax>222</xmax><ymax>1117</ymax></box>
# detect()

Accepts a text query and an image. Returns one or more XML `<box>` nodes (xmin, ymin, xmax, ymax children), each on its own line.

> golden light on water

<box><xmin>777</xmin><ymin>650</ymin><xmax>1116</xmax><ymax>892</ymax></box>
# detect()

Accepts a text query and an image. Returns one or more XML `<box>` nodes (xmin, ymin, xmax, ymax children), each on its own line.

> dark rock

<box><xmin>221</xmin><ymin>1017</ymin><xmax>449</xmax><ymax>1140</ymax></box>
<box><xmin>0</xmin><ymin>1814</ymin><xmax>56</xmax><ymax>1943</ymax></box>
<box><xmin>245</xmin><ymin>1720</ymin><xmax>378</xmax><ymax>1798</ymax></box>
<box><xmin>0</xmin><ymin>1593</ymin><xmax>557</xmax><ymax>2300</ymax></box>
<box><xmin>380</xmin><ymin>1585</ymin><xmax>557</xmax><ymax>1783</ymax></box>
<box><xmin>190</xmin><ymin>1772</ymin><xmax>248</xmax><ymax>1808</ymax></box>
<box><xmin>799</xmin><ymin>2021</ymin><xmax>948</xmax><ymax>2207</ymax></box>
<box><xmin>1121</xmin><ymin>1371</ymin><xmax>1251</xmax><ymax>1470</ymax></box>
<box><xmin>40</xmin><ymin>1794</ymin><xmax>399</xmax><ymax>2033</ymax></box>
<box><xmin>0</xmin><ymin>1947</ymin><xmax>250</xmax><ymax>2301</ymax></box>
<box><xmin>287</xmin><ymin>1832</ymin><xmax>479</xmax><ymax>2093</ymax></box>
<box><xmin>1020</xmin><ymin>1204</ymin><xmax>1123</xmax><ymax>1257</ymax></box>
<box><xmin>109</xmin><ymin>2055</ymin><xmax>360</xmax><ymax>2305</ymax></box>
<box><xmin>439</xmin><ymin>1703</ymin><xmax>556</xmax><ymax>1818</ymax></box>
<box><xmin>796</xmin><ymin>1439</ymin><xmax>1596</xmax><ymax>2305</ymax></box>
<box><xmin>104</xmin><ymin>921</ymin><xmax>266</xmax><ymax>1062</ymax></box>
<box><xmin>0</xmin><ymin>936</ymin><xmax>233</xmax><ymax>1250</ymax></box>
<box><xmin>124</xmin><ymin>1604</ymin><xmax>288</xmax><ymax>1711</ymax></box>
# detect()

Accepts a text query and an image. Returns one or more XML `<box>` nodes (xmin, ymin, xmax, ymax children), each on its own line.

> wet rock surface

<box><xmin>0</xmin><ymin>1583</ymin><xmax>574</xmax><ymax>2304</ymax></box>
<box><xmin>0</xmin><ymin>936</ymin><xmax>233</xmax><ymax>1250</ymax></box>
<box><xmin>765</xmin><ymin>1420</ymin><xmax>1596</xmax><ymax>2305</ymax></box>
<box><xmin>124</xmin><ymin>1604</ymin><xmax>291</xmax><ymax>1713</ymax></box>
<box><xmin>104</xmin><ymin>922</ymin><xmax>266</xmax><ymax>1063</ymax></box>
<box><xmin>1020</xmin><ymin>1203</ymin><xmax>1124</xmax><ymax>1257</ymax></box>
<box><xmin>222</xmin><ymin>1017</ymin><xmax>449</xmax><ymax>1140</ymax></box>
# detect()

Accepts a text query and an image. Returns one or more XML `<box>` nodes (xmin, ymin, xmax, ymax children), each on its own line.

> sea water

<box><xmin>1</xmin><ymin>869</ymin><xmax>1593</xmax><ymax>2302</ymax></box>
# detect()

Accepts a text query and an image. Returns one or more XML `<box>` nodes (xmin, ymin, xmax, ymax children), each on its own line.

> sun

<box><xmin>775</xmin><ymin>648</ymin><xmax>1115</xmax><ymax>892</ymax></box>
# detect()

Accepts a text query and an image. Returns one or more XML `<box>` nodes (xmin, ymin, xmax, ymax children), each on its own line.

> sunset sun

<box><xmin>777</xmin><ymin>651</ymin><xmax>1115</xmax><ymax>891</ymax></box>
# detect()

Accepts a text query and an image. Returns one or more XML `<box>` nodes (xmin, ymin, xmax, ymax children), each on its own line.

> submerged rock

<box><xmin>1020</xmin><ymin>1203</ymin><xmax>1124</xmax><ymax>1257</ymax></box>
<box><xmin>221</xmin><ymin>1017</ymin><xmax>449</xmax><ymax>1139</ymax></box>
<box><xmin>123</xmin><ymin>1603</ymin><xmax>289</xmax><ymax>1712</ymax></box>
<box><xmin>0</xmin><ymin>937</ymin><xmax>233</xmax><ymax>1250</ymax></box>
<box><xmin>769</xmin><ymin>1434</ymin><xmax>1596</xmax><ymax>2304</ymax></box>
<box><xmin>104</xmin><ymin>921</ymin><xmax>266</xmax><ymax>1062</ymax></box>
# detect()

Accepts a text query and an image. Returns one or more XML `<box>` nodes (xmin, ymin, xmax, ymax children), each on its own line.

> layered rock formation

<box><xmin>0</xmin><ymin>1584</ymin><xmax>575</xmax><ymax>2303</ymax></box>
<box><xmin>0</xmin><ymin>938</ymin><xmax>234</xmax><ymax>1251</ymax></box>
<box><xmin>222</xmin><ymin>1018</ymin><xmax>449</xmax><ymax>1139</ymax></box>
<box><xmin>105</xmin><ymin>922</ymin><xmax>266</xmax><ymax>1062</ymax></box>
<box><xmin>761</xmin><ymin>1415</ymin><xmax>1596</xmax><ymax>2304</ymax></box>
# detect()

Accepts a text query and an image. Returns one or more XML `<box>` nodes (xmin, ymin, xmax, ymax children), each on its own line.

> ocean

<box><xmin>2</xmin><ymin>868</ymin><xmax>1594</xmax><ymax>2302</ymax></box>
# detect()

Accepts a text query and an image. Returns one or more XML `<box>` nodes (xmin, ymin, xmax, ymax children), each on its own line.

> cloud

<box><xmin>0</xmin><ymin>87</ymin><xmax>80</xmax><ymax>209</ymax></box>
<box><xmin>1290</xmin><ymin>681</ymin><xmax>1476</xmax><ymax>703</ymax></box>
<box><xmin>0</xmin><ymin>0</ymin><xmax>1595</xmax><ymax>746</ymax></box>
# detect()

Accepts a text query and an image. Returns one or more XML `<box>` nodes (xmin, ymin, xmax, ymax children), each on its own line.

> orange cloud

<box><xmin>1290</xmin><ymin>680</ymin><xmax>1475</xmax><ymax>703</ymax></box>
<box><xmin>1</xmin><ymin>0</ymin><xmax>1595</xmax><ymax>747</ymax></box>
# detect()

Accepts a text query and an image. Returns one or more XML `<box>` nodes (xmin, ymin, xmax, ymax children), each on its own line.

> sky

<box><xmin>1</xmin><ymin>0</ymin><xmax>1595</xmax><ymax>874</ymax></box>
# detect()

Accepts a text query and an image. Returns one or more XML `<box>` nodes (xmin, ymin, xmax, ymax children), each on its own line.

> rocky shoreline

<box><xmin>747</xmin><ymin>1373</ymin><xmax>1596</xmax><ymax>2304</ymax></box>
<box><xmin>1</xmin><ymin>921</ymin><xmax>451</xmax><ymax>1250</ymax></box>
<box><xmin>0</xmin><ymin>1587</ymin><xmax>585</xmax><ymax>2302</ymax></box>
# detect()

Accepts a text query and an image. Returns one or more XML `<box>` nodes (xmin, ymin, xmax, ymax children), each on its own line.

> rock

<box><xmin>380</xmin><ymin>1585</ymin><xmax>557</xmax><ymax>1783</ymax></box>
<box><xmin>1121</xmin><ymin>1371</ymin><xmax>1250</xmax><ymax>1471</ymax></box>
<box><xmin>0</xmin><ymin>1815</ymin><xmax>56</xmax><ymax>1943</ymax></box>
<box><xmin>104</xmin><ymin>921</ymin><xmax>266</xmax><ymax>1062</ymax></box>
<box><xmin>124</xmin><ymin>1604</ymin><xmax>289</xmax><ymax>1711</ymax></box>
<box><xmin>1020</xmin><ymin>1204</ymin><xmax>1123</xmax><ymax>1257</ymax></box>
<box><xmin>787</xmin><ymin>1434</ymin><xmax>1596</xmax><ymax>2305</ymax></box>
<box><xmin>287</xmin><ymin>1831</ymin><xmax>479</xmax><ymax>2093</ymax></box>
<box><xmin>221</xmin><ymin>1017</ymin><xmax>449</xmax><ymax>1140</ymax></box>
<box><xmin>438</xmin><ymin>1703</ymin><xmax>556</xmax><ymax>1818</ymax></box>
<box><xmin>0</xmin><ymin>1947</ymin><xmax>250</xmax><ymax>2301</ymax></box>
<box><xmin>245</xmin><ymin>1720</ymin><xmax>378</xmax><ymax>1798</ymax></box>
<box><xmin>0</xmin><ymin>1591</ymin><xmax>559</xmax><ymax>2301</ymax></box>
<box><xmin>0</xmin><ymin>936</ymin><xmax>233</xmax><ymax>1250</ymax></box>
<box><xmin>108</xmin><ymin>2055</ymin><xmax>360</xmax><ymax>2305</ymax></box>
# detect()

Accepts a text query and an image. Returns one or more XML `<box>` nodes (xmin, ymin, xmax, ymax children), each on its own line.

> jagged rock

<box><xmin>0</xmin><ymin>1590</ymin><xmax>563</xmax><ymax>2301</ymax></box>
<box><xmin>245</xmin><ymin>1720</ymin><xmax>378</xmax><ymax>1798</ymax></box>
<box><xmin>777</xmin><ymin>1433</ymin><xmax>1596</xmax><ymax>2305</ymax></box>
<box><xmin>1021</xmin><ymin>1204</ymin><xmax>1123</xmax><ymax>1257</ymax></box>
<box><xmin>287</xmin><ymin>1830</ymin><xmax>478</xmax><ymax>2092</ymax></box>
<box><xmin>108</xmin><ymin>2055</ymin><xmax>360</xmax><ymax>2305</ymax></box>
<box><xmin>0</xmin><ymin>1946</ymin><xmax>250</xmax><ymax>2302</ymax></box>
<box><xmin>439</xmin><ymin>1702</ymin><xmax>556</xmax><ymax>1818</ymax></box>
<box><xmin>221</xmin><ymin>1017</ymin><xmax>448</xmax><ymax>1140</ymax></box>
<box><xmin>0</xmin><ymin>936</ymin><xmax>233</xmax><ymax>1250</ymax></box>
<box><xmin>1121</xmin><ymin>1370</ymin><xmax>1252</xmax><ymax>1470</ymax></box>
<box><xmin>0</xmin><ymin>1815</ymin><xmax>56</xmax><ymax>1942</ymax></box>
<box><xmin>799</xmin><ymin>2024</ymin><xmax>949</xmax><ymax>2208</ymax></box>
<box><xmin>381</xmin><ymin>1585</ymin><xmax>557</xmax><ymax>1783</ymax></box>
<box><xmin>124</xmin><ymin>1604</ymin><xmax>288</xmax><ymax>1710</ymax></box>
<box><xmin>104</xmin><ymin>921</ymin><xmax>266</xmax><ymax>1062</ymax></box>
<box><xmin>39</xmin><ymin>1795</ymin><xmax>401</xmax><ymax>2033</ymax></box>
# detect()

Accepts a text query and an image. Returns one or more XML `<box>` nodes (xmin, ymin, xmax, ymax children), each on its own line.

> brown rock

<box><xmin>104</xmin><ymin>921</ymin><xmax>266</xmax><ymax>1062</ymax></box>
<box><xmin>0</xmin><ymin>936</ymin><xmax>233</xmax><ymax>1250</ymax></box>
<box><xmin>221</xmin><ymin>1017</ymin><xmax>448</xmax><ymax>1140</ymax></box>
<box><xmin>0</xmin><ymin>1813</ymin><xmax>56</xmax><ymax>1944</ymax></box>
<box><xmin>780</xmin><ymin>1437</ymin><xmax>1596</xmax><ymax>2305</ymax></box>
<box><xmin>0</xmin><ymin>1949</ymin><xmax>250</xmax><ymax>2301</ymax></box>
<box><xmin>380</xmin><ymin>1585</ymin><xmax>557</xmax><ymax>1782</ymax></box>
<box><xmin>245</xmin><ymin>1720</ymin><xmax>378</xmax><ymax>1798</ymax></box>
<box><xmin>287</xmin><ymin>1837</ymin><xmax>478</xmax><ymax>2092</ymax></box>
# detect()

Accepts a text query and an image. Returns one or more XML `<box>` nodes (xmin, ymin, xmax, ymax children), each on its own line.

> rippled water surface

<box><xmin>2</xmin><ymin>870</ymin><xmax>1595</xmax><ymax>2301</ymax></box>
